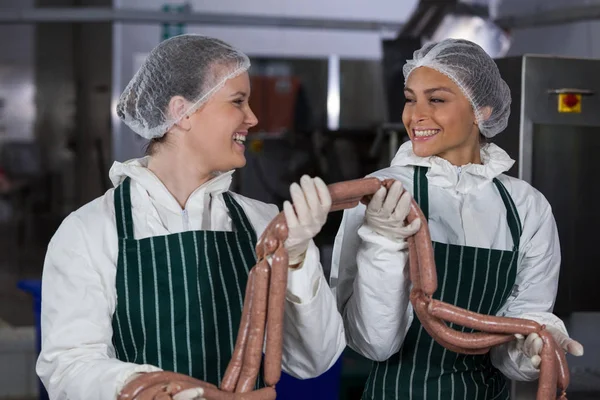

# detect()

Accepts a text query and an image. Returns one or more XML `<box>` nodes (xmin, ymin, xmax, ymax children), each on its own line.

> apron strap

<box><xmin>413</xmin><ymin>166</ymin><xmax>430</xmax><ymax>220</ymax></box>
<box><xmin>492</xmin><ymin>178</ymin><xmax>523</xmax><ymax>250</ymax></box>
<box><xmin>114</xmin><ymin>177</ymin><xmax>135</xmax><ymax>240</ymax></box>
<box><xmin>222</xmin><ymin>192</ymin><xmax>258</xmax><ymax>244</ymax></box>
<box><xmin>412</xmin><ymin>166</ymin><xmax>522</xmax><ymax>249</ymax></box>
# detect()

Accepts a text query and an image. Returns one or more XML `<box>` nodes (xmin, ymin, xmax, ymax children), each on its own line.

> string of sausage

<box><xmin>397</xmin><ymin>178</ymin><xmax>570</xmax><ymax>400</ymax></box>
<box><xmin>118</xmin><ymin>177</ymin><xmax>570</xmax><ymax>400</ymax></box>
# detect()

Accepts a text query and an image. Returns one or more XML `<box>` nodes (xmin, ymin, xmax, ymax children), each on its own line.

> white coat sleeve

<box><xmin>490</xmin><ymin>199</ymin><xmax>568</xmax><ymax>381</ymax></box>
<box><xmin>281</xmin><ymin>240</ymin><xmax>346</xmax><ymax>379</ymax></box>
<box><xmin>254</xmin><ymin>206</ymin><xmax>345</xmax><ymax>379</ymax></box>
<box><xmin>36</xmin><ymin>215</ymin><xmax>160</xmax><ymax>400</ymax></box>
<box><xmin>330</xmin><ymin>204</ymin><xmax>413</xmax><ymax>362</ymax></box>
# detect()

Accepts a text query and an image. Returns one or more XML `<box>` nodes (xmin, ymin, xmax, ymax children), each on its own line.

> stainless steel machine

<box><xmin>494</xmin><ymin>54</ymin><xmax>600</xmax><ymax>399</ymax></box>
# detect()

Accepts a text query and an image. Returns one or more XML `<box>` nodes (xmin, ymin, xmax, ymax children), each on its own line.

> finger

<box><xmin>403</xmin><ymin>217</ymin><xmax>421</xmax><ymax>235</ymax></box>
<box><xmin>531</xmin><ymin>355</ymin><xmax>541</xmax><ymax>369</ymax></box>
<box><xmin>290</xmin><ymin>182</ymin><xmax>310</xmax><ymax>224</ymax></box>
<box><xmin>283</xmin><ymin>200</ymin><xmax>299</xmax><ymax>228</ymax></box>
<box><xmin>532</xmin><ymin>336</ymin><xmax>543</xmax><ymax>356</ymax></box>
<box><xmin>524</xmin><ymin>333</ymin><xmax>540</xmax><ymax>357</ymax></box>
<box><xmin>313</xmin><ymin>176</ymin><xmax>332</xmax><ymax>210</ymax></box>
<box><xmin>172</xmin><ymin>388</ymin><xmax>205</xmax><ymax>400</ymax></box>
<box><xmin>368</xmin><ymin>186</ymin><xmax>386</xmax><ymax>212</ymax></box>
<box><xmin>393</xmin><ymin>190</ymin><xmax>413</xmax><ymax>221</ymax></box>
<box><xmin>545</xmin><ymin>326</ymin><xmax>584</xmax><ymax>356</ymax></box>
<box><xmin>382</xmin><ymin>181</ymin><xmax>403</xmax><ymax>215</ymax></box>
<box><xmin>566</xmin><ymin>339</ymin><xmax>584</xmax><ymax>356</ymax></box>
<box><xmin>514</xmin><ymin>333</ymin><xmax>525</xmax><ymax>341</ymax></box>
<box><xmin>300</xmin><ymin>175</ymin><xmax>320</xmax><ymax>213</ymax></box>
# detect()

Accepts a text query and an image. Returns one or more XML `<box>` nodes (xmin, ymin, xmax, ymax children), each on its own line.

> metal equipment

<box><xmin>494</xmin><ymin>54</ymin><xmax>600</xmax><ymax>397</ymax></box>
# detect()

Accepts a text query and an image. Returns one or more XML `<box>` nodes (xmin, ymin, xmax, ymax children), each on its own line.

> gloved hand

<box><xmin>283</xmin><ymin>175</ymin><xmax>332</xmax><ymax>266</ymax></box>
<box><xmin>118</xmin><ymin>372</ymin><xmax>143</xmax><ymax>395</ymax></box>
<box><xmin>172</xmin><ymin>388</ymin><xmax>205</xmax><ymax>400</ymax></box>
<box><xmin>516</xmin><ymin>326</ymin><xmax>584</xmax><ymax>368</ymax></box>
<box><xmin>364</xmin><ymin>180</ymin><xmax>421</xmax><ymax>241</ymax></box>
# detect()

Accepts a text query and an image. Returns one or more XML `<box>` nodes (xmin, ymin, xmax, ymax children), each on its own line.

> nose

<box><xmin>410</xmin><ymin>101</ymin><xmax>429</xmax><ymax>124</ymax></box>
<box><xmin>245</xmin><ymin>105</ymin><xmax>258</xmax><ymax>128</ymax></box>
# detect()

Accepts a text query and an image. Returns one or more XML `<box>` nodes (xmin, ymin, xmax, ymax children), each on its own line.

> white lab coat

<box><xmin>37</xmin><ymin>158</ymin><xmax>346</xmax><ymax>400</ymax></box>
<box><xmin>330</xmin><ymin>140</ymin><xmax>568</xmax><ymax>382</ymax></box>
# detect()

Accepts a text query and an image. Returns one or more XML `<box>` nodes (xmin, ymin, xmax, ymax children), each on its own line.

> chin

<box><xmin>411</xmin><ymin>142</ymin><xmax>437</xmax><ymax>158</ymax></box>
<box><xmin>234</xmin><ymin>159</ymin><xmax>247</xmax><ymax>169</ymax></box>
<box><xmin>230</xmin><ymin>155</ymin><xmax>247</xmax><ymax>170</ymax></box>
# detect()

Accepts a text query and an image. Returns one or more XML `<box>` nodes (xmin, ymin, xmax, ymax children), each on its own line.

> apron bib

<box><xmin>111</xmin><ymin>177</ymin><xmax>262</xmax><ymax>388</ymax></box>
<box><xmin>363</xmin><ymin>166</ymin><xmax>522</xmax><ymax>400</ymax></box>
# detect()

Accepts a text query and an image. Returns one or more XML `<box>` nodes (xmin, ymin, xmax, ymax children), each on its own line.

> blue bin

<box><xmin>16</xmin><ymin>279</ymin><xmax>342</xmax><ymax>400</ymax></box>
<box><xmin>17</xmin><ymin>279</ymin><xmax>49</xmax><ymax>400</ymax></box>
<box><xmin>276</xmin><ymin>357</ymin><xmax>342</xmax><ymax>399</ymax></box>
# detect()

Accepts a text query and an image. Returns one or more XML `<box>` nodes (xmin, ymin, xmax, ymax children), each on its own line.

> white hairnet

<box><xmin>403</xmin><ymin>38</ymin><xmax>511</xmax><ymax>138</ymax></box>
<box><xmin>117</xmin><ymin>34</ymin><xmax>250</xmax><ymax>139</ymax></box>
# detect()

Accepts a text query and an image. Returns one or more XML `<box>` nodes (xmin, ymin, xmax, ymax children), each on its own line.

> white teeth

<box><xmin>233</xmin><ymin>133</ymin><xmax>246</xmax><ymax>143</ymax></box>
<box><xmin>414</xmin><ymin>129</ymin><xmax>439</xmax><ymax>137</ymax></box>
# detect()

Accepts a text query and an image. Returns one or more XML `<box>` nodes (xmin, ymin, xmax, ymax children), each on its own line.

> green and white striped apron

<box><xmin>111</xmin><ymin>177</ymin><xmax>263</xmax><ymax>388</ymax></box>
<box><xmin>363</xmin><ymin>166</ymin><xmax>522</xmax><ymax>400</ymax></box>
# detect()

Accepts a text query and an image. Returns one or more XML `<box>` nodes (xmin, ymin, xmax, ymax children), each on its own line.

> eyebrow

<box><xmin>230</xmin><ymin>91</ymin><xmax>248</xmax><ymax>98</ymax></box>
<box><xmin>404</xmin><ymin>87</ymin><xmax>455</xmax><ymax>95</ymax></box>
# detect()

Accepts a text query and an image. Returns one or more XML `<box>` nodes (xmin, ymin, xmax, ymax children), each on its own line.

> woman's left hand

<box><xmin>283</xmin><ymin>175</ymin><xmax>332</xmax><ymax>267</ymax></box>
<box><xmin>517</xmin><ymin>326</ymin><xmax>584</xmax><ymax>368</ymax></box>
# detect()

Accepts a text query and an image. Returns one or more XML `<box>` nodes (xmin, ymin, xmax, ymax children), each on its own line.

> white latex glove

<box><xmin>516</xmin><ymin>326</ymin><xmax>584</xmax><ymax>369</ymax></box>
<box><xmin>172</xmin><ymin>388</ymin><xmax>206</xmax><ymax>400</ymax></box>
<box><xmin>364</xmin><ymin>180</ymin><xmax>421</xmax><ymax>241</ymax></box>
<box><xmin>283</xmin><ymin>175</ymin><xmax>332</xmax><ymax>266</ymax></box>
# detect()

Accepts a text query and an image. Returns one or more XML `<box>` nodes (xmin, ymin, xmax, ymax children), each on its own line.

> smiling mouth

<box><xmin>233</xmin><ymin>132</ymin><xmax>247</xmax><ymax>145</ymax></box>
<box><xmin>413</xmin><ymin>129</ymin><xmax>440</xmax><ymax>138</ymax></box>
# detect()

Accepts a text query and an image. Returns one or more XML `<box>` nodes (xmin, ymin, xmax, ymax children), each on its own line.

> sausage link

<box><xmin>119</xmin><ymin>371</ymin><xmax>277</xmax><ymax>400</ymax></box>
<box><xmin>537</xmin><ymin>330</ymin><xmax>559</xmax><ymax>400</ymax></box>
<box><xmin>236</xmin><ymin>260</ymin><xmax>271</xmax><ymax>393</ymax></box>
<box><xmin>201</xmin><ymin>386</ymin><xmax>277</xmax><ymax>400</ymax></box>
<box><xmin>255</xmin><ymin>217</ymin><xmax>284</xmax><ymax>259</ymax></box>
<box><xmin>264</xmin><ymin>245</ymin><xmax>289</xmax><ymax>386</ymax></box>
<box><xmin>411</xmin><ymin>290</ymin><xmax>490</xmax><ymax>355</ymax></box>
<box><xmin>273</xmin><ymin>219</ymin><xmax>289</xmax><ymax>241</ymax></box>
<box><xmin>257</xmin><ymin>178</ymin><xmax>383</xmax><ymax>258</ymax></box>
<box><xmin>427</xmin><ymin>299</ymin><xmax>542</xmax><ymax>335</ymax></box>
<box><xmin>221</xmin><ymin>270</ymin><xmax>255</xmax><ymax>392</ymax></box>
<box><xmin>258</xmin><ymin>214</ymin><xmax>287</xmax><ymax>258</ymax></box>
<box><xmin>331</xmin><ymin>199</ymin><xmax>363</xmax><ymax>212</ymax></box>
<box><xmin>407</xmin><ymin>202</ymin><xmax>437</xmax><ymax>295</ymax></box>
<box><xmin>118</xmin><ymin>371</ymin><xmax>217</xmax><ymax>400</ymax></box>
<box><xmin>328</xmin><ymin>177</ymin><xmax>382</xmax><ymax>204</ymax></box>
<box><xmin>554</xmin><ymin>340</ymin><xmax>570</xmax><ymax>392</ymax></box>
<box><xmin>407</xmin><ymin>237</ymin><xmax>421</xmax><ymax>291</ymax></box>
<box><xmin>412</xmin><ymin>291</ymin><xmax>513</xmax><ymax>351</ymax></box>
<box><xmin>235</xmin><ymin>387</ymin><xmax>277</xmax><ymax>400</ymax></box>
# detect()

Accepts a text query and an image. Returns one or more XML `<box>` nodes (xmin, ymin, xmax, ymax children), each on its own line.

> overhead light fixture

<box><xmin>398</xmin><ymin>0</ymin><xmax>512</xmax><ymax>59</ymax></box>
<box><xmin>428</xmin><ymin>6</ymin><xmax>511</xmax><ymax>58</ymax></box>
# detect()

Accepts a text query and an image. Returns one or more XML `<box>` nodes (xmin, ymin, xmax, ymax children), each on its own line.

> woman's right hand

<box><xmin>363</xmin><ymin>180</ymin><xmax>421</xmax><ymax>241</ymax></box>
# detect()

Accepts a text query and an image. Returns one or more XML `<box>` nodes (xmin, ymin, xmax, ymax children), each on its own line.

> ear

<box><xmin>168</xmin><ymin>96</ymin><xmax>192</xmax><ymax>131</ymax></box>
<box><xmin>475</xmin><ymin>106</ymin><xmax>492</xmax><ymax>125</ymax></box>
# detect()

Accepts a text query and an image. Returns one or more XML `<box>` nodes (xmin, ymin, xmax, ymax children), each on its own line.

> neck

<box><xmin>147</xmin><ymin>148</ymin><xmax>212</xmax><ymax>209</ymax></box>
<box><xmin>438</xmin><ymin>137</ymin><xmax>482</xmax><ymax>166</ymax></box>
